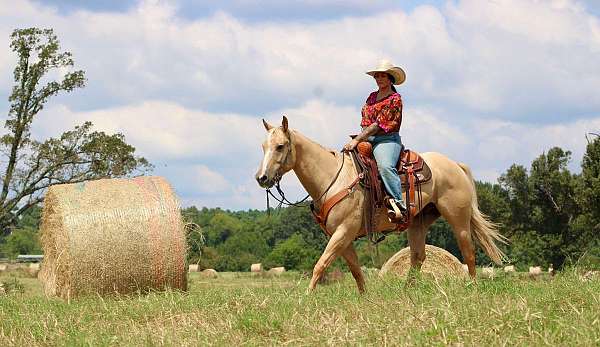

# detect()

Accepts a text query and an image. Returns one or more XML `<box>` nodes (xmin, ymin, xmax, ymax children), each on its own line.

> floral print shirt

<box><xmin>360</xmin><ymin>91</ymin><xmax>403</xmax><ymax>133</ymax></box>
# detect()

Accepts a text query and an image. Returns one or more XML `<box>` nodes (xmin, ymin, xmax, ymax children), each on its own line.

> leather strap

<box><xmin>408</xmin><ymin>166</ymin><xmax>416</xmax><ymax>218</ymax></box>
<box><xmin>311</xmin><ymin>173</ymin><xmax>363</xmax><ymax>236</ymax></box>
<box><xmin>396</xmin><ymin>165</ymin><xmax>416</xmax><ymax>231</ymax></box>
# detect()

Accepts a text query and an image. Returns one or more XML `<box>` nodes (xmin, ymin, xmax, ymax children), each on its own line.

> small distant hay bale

<box><xmin>188</xmin><ymin>264</ymin><xmax>199</xmax><ymax>272</ymax></box>
<box><xmin>200</xmin><ymin>269</ymin><xmax>218</xmax><ymax>278</ymax></box>
<box><xmin>39</xmin><ymin>176</ymin><xmax>187</xmax><ymax>299</ymax></box>
<box><xmin>481</xmin><ymin>267</ymin><xmax>495</xmax><ymax>279</ymax></box>
<box><xmin>0</xmin><ymin>264</ymin><xmax>7</xmax><ymax>272</ymax></box>
<box><xmin>28</xmin><ymin>263</ymin><xmax>40</xmax><ymax>277</ymax></box>
<box><xmin>504</xmin><ymin>265</ymin><xmax>515</xmax><ymax>273</ymax></box>
<box><xmin>251</xmin><ymin>263</ymin><xmax>262</xmax><ymax>273</ymax></box>
<box><xmin>379</xmin><ymin>245</ymin><xmax>468</xmax><ymax>280</ymax></box>
<box><xmin>268</xmin><ymin>267</ymin><xmax>286</xmax><ymax>275</ymax></box>
<box><xmin>529</xmin><ymin>266</ymin><xmax>542</xmax><ymax>278</ymax></box>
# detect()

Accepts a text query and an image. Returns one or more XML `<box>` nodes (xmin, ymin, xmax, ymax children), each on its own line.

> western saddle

<box><xmin>310</xmin><ymin>140</ymin><xmax>431</xmax><ymax>243</ymax></box>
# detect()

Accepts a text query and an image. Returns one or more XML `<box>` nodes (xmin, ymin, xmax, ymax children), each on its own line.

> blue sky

<box><xmin>33</xmin><ymin>0</ymin><xmax>447</xmax><ymax>22</ymax></box>
<box><xmin>2</xmin><ymin>0</ymin><xmax>600</xmax><ymax>209</ymax></box>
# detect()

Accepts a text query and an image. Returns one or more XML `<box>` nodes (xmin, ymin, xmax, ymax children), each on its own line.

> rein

<box><xmin>265</xmin><ymin>151</ymin><xmax>346</xmax><ymax>213</ymax></box>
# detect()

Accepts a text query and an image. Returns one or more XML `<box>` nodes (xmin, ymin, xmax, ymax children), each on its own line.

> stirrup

<box><xmin>386</xmin><ymin>198</ymin><xmax>404</xmax><ymax>221</ymax></box>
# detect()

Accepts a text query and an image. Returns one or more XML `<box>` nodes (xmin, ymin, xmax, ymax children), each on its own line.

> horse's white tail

<box><xmin>458</xmin><ymin>162</ymin><xmax>508</xmax><ymax>265</ymax></box>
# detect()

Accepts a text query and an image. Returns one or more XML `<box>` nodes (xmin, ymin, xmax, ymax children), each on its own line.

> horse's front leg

<box><xmin>342</xmin><ymin>244</ymin><xmax>366</xmax><ymax>293</ymax></box>
<box><xmin>308</xmin><ymin>224</ymin><xmax>354</xmax><ymax>292</ymax></box>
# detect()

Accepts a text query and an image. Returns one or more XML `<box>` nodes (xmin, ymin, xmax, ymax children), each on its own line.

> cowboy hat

<box><xmin>366</xmin><ymin>59</ymin><xmax>406</xmax><ymax>85</ymax></box>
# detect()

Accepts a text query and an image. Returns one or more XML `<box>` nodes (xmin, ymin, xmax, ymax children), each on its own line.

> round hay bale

<box><xmin>39</xmin><ymin>176</ymin><xmax>187</xmax><ymax>299</ymax></box>
<box><xmin>504</xmin><ymin>265</ymin><xmax>515</xmax><ymax>273</ymax></box>
<box><xmin>188</xmin><ymin>264</ymin><xmax>199</xmax><ymax>272</ymax></box>
<box><xmin>379</xmin><ymin>245</ymin><xmax>468</xmax><ymax>280</ymax></box>
<box><xmin>251</xmin><ymin>263</ymin><xmax>262</xmax><ymax>273</ymax></box>
<box><xmin>0</xmin><ymin>264</ymin><xmax>7</xmax><ymax>272</ymax></box>
<box><xmin>481</xmin><ymin>267</ymin><xmax>495</xmax><ymax>279</ymax></box>
<box><xmin>529</xmin><ymin>266</ymin><xmax>542</xmax><ymax>278</ymax></box>
<box><xmin>267</xmin><ymin>267</ymin><xmax>285</xmax><ymax>275</ymax></box>
<box><xmin>200</xmin><ymin>269</ymin><xmax>218</xmax><ymax>278</ymax></box>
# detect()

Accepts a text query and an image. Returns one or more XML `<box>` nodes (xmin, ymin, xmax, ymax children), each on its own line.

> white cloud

<box><xmin>2</xmin><ymin>0</ymin><xmax>600</xmax><ymax>209</ymax></box>
<box><xmin>193</xmin><ymin>164</ymin><xmax>230</xmax><ymax>194</ymax></box>
<box><xmin>32</xmin><ymin>101</ymin><xmax>264</xmax><ymax>162</ymax></box>
<box><xmin>23</xmin><ymin>97</ymin><xmax>600</xmax><ymax>210</ymax></box>
<box><xmin>3</xmin><ymin>0</ymin><xmax>599</xmax><ymax>119</ymax></box>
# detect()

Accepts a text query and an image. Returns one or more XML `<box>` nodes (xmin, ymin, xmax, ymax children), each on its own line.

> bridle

<box><xmin>264</xmin><ymin>138</ymin><xmax>346</xmax><ymax>213</ymax></box>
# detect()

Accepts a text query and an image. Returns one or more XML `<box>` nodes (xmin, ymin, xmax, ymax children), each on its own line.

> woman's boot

<box><xmin>386</xmin><ymin>198</ymin><xmax>405</xmax><ymax>222</ymax></box>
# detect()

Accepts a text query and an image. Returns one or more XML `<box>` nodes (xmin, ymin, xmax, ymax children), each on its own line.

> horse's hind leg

<box><xmin>437</xmin><ymin>200</ymin><xmax>477</xmax><ymax>278</ymax></box>
<box><xmin>341</xmin><ymin>244</ymin><xmax>365</xmax><ymax>293</ymax></box>
<box><xmin>407</xmin><ymin>207</ymin><xmax>441</xmax><ymax>273</ymax></box>
<box><xmin>308</xmin><ymin>223</ymin><xmax>354</xmax><ymax>292</ymax></box>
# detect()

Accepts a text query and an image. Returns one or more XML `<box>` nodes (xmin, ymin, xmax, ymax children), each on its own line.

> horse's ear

<box><xmin>262</xmin><ymin>119</ymin><xmax>273</xmax><ymax>131</ymax></box>
<box><xmin>282</xmin><ymin>115</ymin><xmax>289</xmax><ymax>133</ymax></box>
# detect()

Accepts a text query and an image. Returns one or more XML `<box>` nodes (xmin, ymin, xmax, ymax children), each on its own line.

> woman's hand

<box><xmin>343</xmin><ymin>139</ymin><xmax>359</xmax><ymax>152</ymax></box>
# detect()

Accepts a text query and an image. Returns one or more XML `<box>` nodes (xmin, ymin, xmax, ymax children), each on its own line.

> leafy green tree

<box><xmin>528</xmin><ymin>148</ymin><xmax>579</xmax><ymax>267</ymax></box>
<box><xmin>0</xmin><ymin>28</ymin><xmax>150</xmax><ymax>231</ymax></box>
<box><xmin>264</xmin><ymin>233</ymin><xmax>320</xmax><ymax>271</ymax></box>
<box><xmin>271</xmin><ymin>203</ymin><xmax>327</xmax><ymax>250</ymax></box>
<box><xmin>499</xmin><ymin>164</ymin><xmax>531</xmax><ymax>232</ymax></box>
<box><xmin>574</xmin><ymin>135</ymin><xmax>600</xmax><ymax>267</ymax></box>
<box><xmin>497</xmin><ymin>147</ymin><xmax>592</xmax><ymax>268</ymax></box>
<box><xmin>216</xmin><ymin>229</ymin><xmax>269</xmax><ymax>271</ymax></box>
<box><xmin>0</xmin><ymin>227</ymin><xmax>41</xmax><ymax>257</ymax></box>
<box><xmin>580</xmin><ymin>136</ymin><xmax>600</xmax><ymax>228</ymax></box>
<box><xmin>204</xmin><ymin>212</ymin><xmax>243</xmax><ymax>246</ymax></box>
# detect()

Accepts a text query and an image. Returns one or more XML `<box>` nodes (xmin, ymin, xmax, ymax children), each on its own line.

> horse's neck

<box><xmin>291</xmin><ymin>131</ymin><xmax>351</xmax><ymax>201</ymax></box>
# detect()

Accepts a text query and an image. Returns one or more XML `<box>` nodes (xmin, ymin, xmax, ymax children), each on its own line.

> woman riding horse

<box><xmin>343</xmin><ymin>60</ymin><xmax>407</xmax><ymax>222</ymax></box>
<box><xmin>255</xmin><ymin>62</ymin><xmax>507</xmax><ymax>293</ymax></box>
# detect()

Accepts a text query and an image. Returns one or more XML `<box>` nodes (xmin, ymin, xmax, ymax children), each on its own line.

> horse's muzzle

<box><xmin>255</xmin><ymin>174</ymin><xmax>275</xmax><ymax>188</ymax></box>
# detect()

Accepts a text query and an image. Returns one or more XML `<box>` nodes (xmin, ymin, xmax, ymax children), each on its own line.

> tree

<box><xmin>264</xmin><ymin>233</ymin><xmax>320</xmax><ymax>271</ymax></box>
<box><xmin>216</xmin><ymin>229</ymin><xmax>269</xmax><ymax>271</ymax></box>
<box><xmin>0</xmin><ymin>28</ymin><xmax>151</xmax><ymax>230</ymax></box>
<box><xmin>0</xmin><ymin>227</ymin><xmax>41</xmax><ymax>257</ymax></box>
<box><xmin>580</xmin><ymin>136</ymin><xmax>600</xmax><ymax>225</ymax></box>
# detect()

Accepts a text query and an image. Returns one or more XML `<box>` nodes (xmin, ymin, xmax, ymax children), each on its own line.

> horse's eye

<box><xmin>276</xmin><ymin>144</ymin><xmax>285</xmax><ymax>151</ymax></box>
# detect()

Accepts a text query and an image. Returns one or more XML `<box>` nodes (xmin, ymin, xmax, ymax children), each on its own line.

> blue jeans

<box><xmin>368</xmin><ymin>133</ymin><xmax>406</xmax><ymax>209</ymax></box>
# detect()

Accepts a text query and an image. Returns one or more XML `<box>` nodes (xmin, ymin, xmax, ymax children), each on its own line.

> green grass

<box><xmin>0</xmin><ymin>270</ymin><xmax>599</xmax><ymax>346</ymax></box>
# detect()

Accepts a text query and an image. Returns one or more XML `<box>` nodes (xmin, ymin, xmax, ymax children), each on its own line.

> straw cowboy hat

<box><xmin>366</xmin><ymin>60</ymin><xmax>406</xmax><ymax>85</ymax></box>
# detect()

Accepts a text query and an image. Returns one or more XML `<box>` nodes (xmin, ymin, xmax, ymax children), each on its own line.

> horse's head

<box><xmin>255</xmin><ymin>116</ymin><xmax>296</xmax><ymax>188</ymax></box>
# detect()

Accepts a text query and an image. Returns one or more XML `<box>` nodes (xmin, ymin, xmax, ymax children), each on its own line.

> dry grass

<box><xmin>39</xmin><ymin>176</ymin><xmax>187</xmax><ymax>299</ymax></box>
<box><xmin>0</xmin><ymin>269</ymin><xmax>598</xmax><ymax>346</ymax></box>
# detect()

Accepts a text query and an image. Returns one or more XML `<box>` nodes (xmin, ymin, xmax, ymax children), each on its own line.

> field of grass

<box><xmin>0</xmin><ymin>269</ymin><xmax>599</xmax><ymax>346</ymax></box>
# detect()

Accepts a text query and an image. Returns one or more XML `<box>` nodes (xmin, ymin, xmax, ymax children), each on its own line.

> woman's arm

<box><xmin>343</xmin><ymin>123</ymin><xmax>379</xmax><ymax>151</ymax></box>
<box><xmin>355</xmin><ymin>123</ymin><xmax>380</xmax><ymax>142</ymax></box>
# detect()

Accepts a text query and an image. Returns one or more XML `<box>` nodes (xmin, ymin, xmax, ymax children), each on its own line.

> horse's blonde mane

<box><xmin>291</xmin><ymin>129</ymin><xmax>338</xmax><ymax>157</ymax></box>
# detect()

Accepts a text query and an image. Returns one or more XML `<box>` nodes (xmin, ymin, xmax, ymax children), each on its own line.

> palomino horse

<box><xmin>255</xmin><ymin>116</ymin><xmax>506</xmax><ymax>293</ymax></box>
